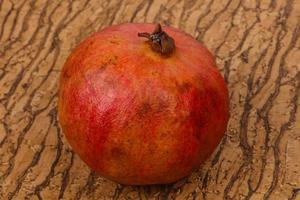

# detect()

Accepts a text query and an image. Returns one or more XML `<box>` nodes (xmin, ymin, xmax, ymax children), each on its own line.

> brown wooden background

<box><xmin>0</xmin><ymin>0</ymin><xmax>300</xmax><ymax>199</ymax></box>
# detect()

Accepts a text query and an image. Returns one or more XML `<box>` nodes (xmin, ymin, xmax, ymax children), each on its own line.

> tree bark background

<box><xmin>0</xmin><ymin>0</ymin><xmax>299</xmax><ymax>199</ymax></box>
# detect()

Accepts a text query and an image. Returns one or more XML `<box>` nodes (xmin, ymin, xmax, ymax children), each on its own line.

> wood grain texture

<box><xmin>0</xmin><ymin>0</ymin><xmax>299</xmax><ymax>199</ymax></box>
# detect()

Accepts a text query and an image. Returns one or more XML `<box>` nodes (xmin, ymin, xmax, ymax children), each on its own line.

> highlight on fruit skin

<box><xmin>58</xmin><ymin>23</ymin><xmax>229</xmax><ymax>185</ymax></box>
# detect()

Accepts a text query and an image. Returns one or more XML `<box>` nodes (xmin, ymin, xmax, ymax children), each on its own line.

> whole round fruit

<box><xmin>58</xmin><ymin>23</ymin><xmax>229</xmax><ymax>185</ymax></box>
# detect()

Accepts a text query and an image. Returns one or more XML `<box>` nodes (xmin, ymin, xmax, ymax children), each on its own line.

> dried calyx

<box><xmin>138</xmin><ymin>24</ymin><xmax>175</xmax><ymax>56</ymax></box>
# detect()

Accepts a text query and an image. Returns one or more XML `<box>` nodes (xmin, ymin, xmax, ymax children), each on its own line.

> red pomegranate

<box><xmin>58</xmin><ymin>23</ymin><xmax>229</xmax><ymax>185</ymax></box>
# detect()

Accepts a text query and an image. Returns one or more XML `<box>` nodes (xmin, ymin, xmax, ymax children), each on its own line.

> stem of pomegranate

<box><xmin>138</xmin><ymin>23</ymin><xmax>175</xmax><ymax>56</ymax></box>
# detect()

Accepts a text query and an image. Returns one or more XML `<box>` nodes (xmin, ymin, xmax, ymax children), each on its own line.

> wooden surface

<box><xmin>0</xmin><ymin>0</ymin><xmax>300</xmax><ymax>199</ymax></box>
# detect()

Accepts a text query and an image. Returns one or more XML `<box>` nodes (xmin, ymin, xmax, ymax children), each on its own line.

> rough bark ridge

<box><xmin>0</xmin><ymin>0</ymin><xmax>299</xmax><ymax>199</ymax></box>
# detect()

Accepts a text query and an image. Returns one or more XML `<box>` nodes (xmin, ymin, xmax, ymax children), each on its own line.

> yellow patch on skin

<box><xmin>138</xmin><ymin>41</ymin><xmax>159</xmax><ymax>59</ymax></box>
<box><xmin>138</xmin><ymin>41</ymin><xmax>181</xmax><ymax>67</ymax></box>
<box><xmin>108</xmin><ymin>35</ymin><xmax>123</xmax><ymax>45</ymax></box>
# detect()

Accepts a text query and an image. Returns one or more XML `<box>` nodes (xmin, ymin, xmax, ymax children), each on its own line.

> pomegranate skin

<box><xmin>58</xmin><ymin>23</ymin><xmax>229</xmax><ymax>185</ymax></box>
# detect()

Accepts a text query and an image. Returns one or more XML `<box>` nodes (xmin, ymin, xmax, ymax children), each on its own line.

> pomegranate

<box><xmin>58</xmin><ymin>23</ymin><xmax>229</xmax><ymax>185</ymax></box>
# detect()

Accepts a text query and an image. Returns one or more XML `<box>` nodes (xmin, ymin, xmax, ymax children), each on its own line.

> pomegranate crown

<box><xmin>138</xmin><ymin>23</ymin><xmax>175</xmax><ymax>56</ymax></box>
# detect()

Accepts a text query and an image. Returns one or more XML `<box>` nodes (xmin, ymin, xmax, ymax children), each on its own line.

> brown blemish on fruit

<box><xmin>108</xmin><ymin>55</ymin><xmax>118</xmax><ymax>65</ymax></box>
<box><xmin>98</xmin><ymin>55</ymin><xmax>118</xmax><ymax>73</ymax></box>
<box><xmin>137</xmin><ymin>102</ymin><xmax>152</xmax><ymax>118</ymax></box>
<box><xmin>110</xmin><ymin>40</ymin><xmax>120</xmax><ymax>44</ymax></box>
<box><xmin>157</xmin><ymin>99</ymin><xmax>169</xmax><ymax>112</ymax></box>
<box><xmin>193</xmin><ymin>128</ymin><xmax>201</xmax><ymax>140</ymax></box>
<box><xmin>176</xmin><ymin>82</ymin><xmax>192</xmax><ymax>93</ymax></box>
<box><xmin>62</xmin><ymin>68</ymin><xmax>71</xmax><ymax>79</ymax></box>
<box><xmin>111</xmin><ymin>147</ymin><xmax>126</xmax><ymax>159</ymax></box>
